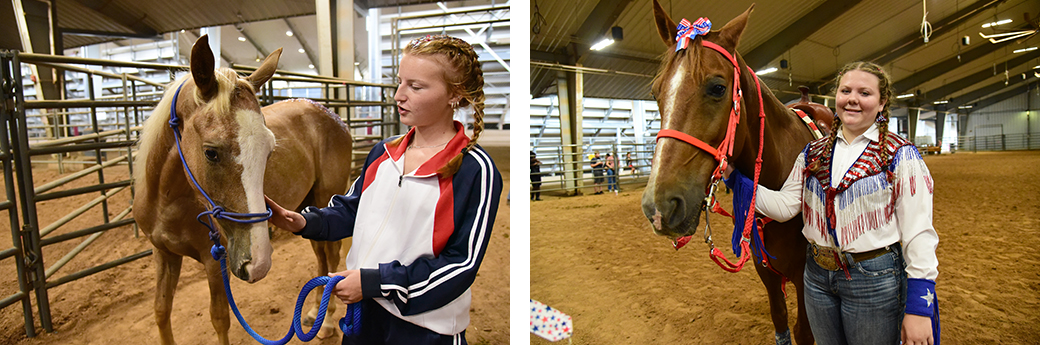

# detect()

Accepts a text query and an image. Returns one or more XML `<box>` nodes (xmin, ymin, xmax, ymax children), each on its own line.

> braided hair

<box><xmin>401</xmin><ymin>35</ymin><xmax>486</xmax><ymax>176</ymax></box>
<box><xmin>810</xmin><ymin>61</ymin><xmax>894</xmax><ymax>181</ymax></box>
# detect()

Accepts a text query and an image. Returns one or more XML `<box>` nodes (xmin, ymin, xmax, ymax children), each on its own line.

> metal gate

<box><xmin>0</xmin><ymin>50</ymin><xmax>396</xmax><ymax>339</ymax></box>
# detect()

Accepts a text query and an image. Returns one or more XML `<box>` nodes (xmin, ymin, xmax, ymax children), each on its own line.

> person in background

<box><xmin>531</xmin><ymin>150</ymin><xmax>543</xmax><ymax>201</ymax></box>
<box><xmin>605</xmin><ymin>152</ymin><xmax>618</xmax><ymax>194</ymax></box>
<box><xmin>590</xmin><ymin>152</ymin><xmax>605</xmax><ymax>195</ymax></box>
<box><xmin>266</xmin><ymin>35</ymin><xmax>503</xmax><ymax>345</ymax></box>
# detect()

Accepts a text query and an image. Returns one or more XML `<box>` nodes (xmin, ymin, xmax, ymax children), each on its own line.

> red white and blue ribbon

<box><xmin>675</xmin><ymin>17</ymin><xmax>712</xmax><ymax>51</ymax></box>
<box><xmin>530</xmin><ymin>299</ymin><xmax>572</xmax><ymax>342</ymax></box>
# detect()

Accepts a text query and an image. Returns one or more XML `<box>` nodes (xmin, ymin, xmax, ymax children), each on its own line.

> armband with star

<box><xmin>906</xmin><ymin>278</ymin><xmax>935</xmax><ymax>317</ymax></box>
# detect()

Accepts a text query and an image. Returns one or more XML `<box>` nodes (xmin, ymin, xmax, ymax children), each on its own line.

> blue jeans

<box><xmin>803</xmin><ymin>244</ymin><xmax>906</xmax><ymax>345</ymax></box>
<box><xmin>606</xmin><ymin>169</ymin><xmax>616</xmax><ymax>191</ymax></box>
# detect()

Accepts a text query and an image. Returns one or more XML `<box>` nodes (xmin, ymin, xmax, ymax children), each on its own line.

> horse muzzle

<box><xmin>641</xmin><ymin>185</ymin><xmax>702</xmax><ymax>240</ymax></box>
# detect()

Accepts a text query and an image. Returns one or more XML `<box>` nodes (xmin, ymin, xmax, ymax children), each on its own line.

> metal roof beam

<box><xmin>233</xmin><ymin>25</ymin><xmax>269</xmax><ymax>57</ymax></box>
<box><xmin>72</xmin><ymin>0</ymin><xmax>158</xmax><ymax>37</ymax></box>
<box><xmin>814</xmin><ymin>0</ymin><xmax>1005</xmax><ymax>89</ymax></box>
<box><xmin>573</xmin><ymin>0</ymin><xmax>635</xmax><ymax>58</ymax></box>
<box><xmin>891</xmin><ymin>28</ymin><xmax>1024</xmax><ymax>94</ymax></box>
<box><xmin>947</xmin><ymin>76</ymin><xmax>1032</xmax><ymax>110</ymax></box>
<box><xmin>922</xmin><ymin>49</ymin><xmax>1040</xmax><ymax>104</ymax></box>
<box><xmin>871</xmin><ymin>0</ymin><xmax>1002</xmax><ymax>66</ymax></box>
<box><xmin>744</xmin><ymin>0</ymin><xmax>862</xmax><ymax>70</ymax></box>
<box><xmin>60</xmin><ymin>28</ymin><xmax>160</xmax><ymax>40</ymax></box>
<box><xmin>970</xmin><ymin>81</ymin><xmax>1038</xmax><ymax>110</ymax></box>
<box><xmin>283</xmin><ymin>18</ymin><xmax>318</xmax><ymax>69</ymax></box>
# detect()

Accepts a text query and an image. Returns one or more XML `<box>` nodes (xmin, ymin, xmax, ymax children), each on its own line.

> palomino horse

<box><xmin>133</xmin><ymin>36</ymin><xmax>353</xmax><ymax>345</ymax></box>
<box><xmin>642</xmin><ymin>2</ymin><xmax>831</xmax><ymax>344</ymax></box>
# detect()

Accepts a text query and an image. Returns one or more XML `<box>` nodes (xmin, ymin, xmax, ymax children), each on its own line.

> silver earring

<box><xmin>450</xmin><ymin>100</ymin><xmax>459</xmax><ymax>109</ymax></box>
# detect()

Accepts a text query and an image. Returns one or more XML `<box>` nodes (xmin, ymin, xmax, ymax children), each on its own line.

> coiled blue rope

<box><xmin>213</xmin><ymin>245</ymin><xmax>361</xmax><ymax>344</ymax></box>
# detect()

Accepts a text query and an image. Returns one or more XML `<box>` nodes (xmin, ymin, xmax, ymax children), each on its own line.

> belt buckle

<box><xmin>811</xmin><ymin>243</ymin><xmax>841</xmax><ymax>271</ymax></box>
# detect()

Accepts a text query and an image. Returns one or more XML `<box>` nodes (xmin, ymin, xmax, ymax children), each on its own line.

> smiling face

<box><xmin>835</xmin><ymin>70</ymin><xmax>886</xmax><ymax>138</ymax></box>
<box><xmin>394</xmin><ymin>53</ymin><xmax>459</xmax><ymax>128</ymax></box>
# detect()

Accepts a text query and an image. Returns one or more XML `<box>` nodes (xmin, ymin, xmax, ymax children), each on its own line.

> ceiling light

<box><xmin>298</xmin><ymin>48</ymin><xmax>305</xmax><ymax>53</ymax></box>
<box><xmin>1013</xmin><ymin>47</ymin><xmax>1037</xmax><ymax>53</ymax></box>
<box><xmin>308</xmin><ymin>64</ymin><xmax>314</xmax><ymax>69</ymax></box>
<box><xmin>896</xmin><ymin>93</ymin><xmax>915</xmax><ymax>99</ymax></box>
<box><xmin>238</xmin><ymin>36</ymin><xmax>246</xmax><ymax>42</ymax></box>
<box><xmin>981</xmin><ymin>19</ymin><xmax>1012</xmax><ymax>28</ymax></box>
<box><xmin>354</xmin><ymin>62</ymin><xmax>360</xmax><ymax>65</ymax></box>
<box><xmin>756</xmin><ymin>67</ymin><xmax>778</xmax><ymax>75</ymax></box>
<box><xmin>958</xmin><ymin>105</ymin><xmax>973</xmax><ymax>109</ymax></box>
<box><xmin>255</xmin><ymin>57</ymin><xmax>261</xmax><ymax>62</ymax></box>
<box><xmin>286</xmin><ymin>30</ymin><xmax>293</xmax><ymax>37</ymax></box>
<box><xmin>933</xmin><ymin>100</ymin><xmax>948</xmax><ymax>104</ymax></box>
<box><xmin>590</xmin><ymin>38</ymin><xmax>614</xmax><ymax>51</ymax></box>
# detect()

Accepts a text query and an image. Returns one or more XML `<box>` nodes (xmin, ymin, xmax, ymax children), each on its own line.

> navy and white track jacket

<box><xmin>296</xmin><ymin>121</ymin><xmax>502</xmax><ymax>335</ymax></box>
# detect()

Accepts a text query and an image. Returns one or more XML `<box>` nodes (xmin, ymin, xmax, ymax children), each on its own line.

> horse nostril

<box><xmin>236</xmin><ymin>259</ymin><xmax>251</xmax><ymax>280</ymax></box>
<box><xmin>665</xmin><ymin>197</ymin><xmax>686</xmax><ymax>230</ymax></box>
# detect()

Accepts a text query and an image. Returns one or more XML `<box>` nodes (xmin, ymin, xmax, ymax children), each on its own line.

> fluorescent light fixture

<box><xmin>286</xmin><ymin>30</ymin><xmax>293</xmax><ymax>37</ymax></box>
<box><xmin>1035</xmin><ymin>65</ymin><xmax>1040</xmax><ymax>69</ymax></box>
<box><xmin>298</xmin><ymin>48</ymin><xmax>305</xmax><ymax>53</ymax></box>
<box><xmin>933</xmin><ymin>100</ymin><xmax>948</xmax><ymax>104</ymax></box>
<box><xmin>1013</xmin><ymin>47</ymin><xmax>1037</xmax><ymax>53</ymax></box>
<box><xmin>981</xmin><ymin>19</ymin><xmax>1012</xmax><ymax>28</ymax></box>
<box><xmin>958</xmin><ymin>105</ymin><xmax>973</xmax><ymax>109</ymax></box>
<box><xmin>238</xmin><ymin>37</ymin><xmax>246</xmax><ymax>42</ymax></box>
<box><xmin>756</xmin><ymin>67</ymin><xmax>778</xmax><ymax>75</ymax></box>
<box><xmin>308</xmin><ymin>64</ymin><xmax>314</xmax><ymax>69</ymax></box>
<box><xmin>896</xmin><ymin>93</ymin><xmax>915</xmax><ymax>99</ymax></box>
<box><xmin>590</xmin><ymin>38</ymin><xmax>614</xmax><ymax>51</ymax></box>
<box><xmin>980</xmin><ymin>30</ymin><xmax>1035</xmax><ymax>44</ymax></box>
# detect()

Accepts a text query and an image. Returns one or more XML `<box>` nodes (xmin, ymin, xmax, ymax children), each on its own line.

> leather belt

<box><xmin>810</xmin><ymin>241</ymin><xmax>892</xmax><ymax>271</ymax></box>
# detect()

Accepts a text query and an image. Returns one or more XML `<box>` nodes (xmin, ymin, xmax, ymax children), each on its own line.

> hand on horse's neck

<box><xmin>403</xmin><ymin>123</ymin><xmax>457</xmax><ymax>174</ymax></box>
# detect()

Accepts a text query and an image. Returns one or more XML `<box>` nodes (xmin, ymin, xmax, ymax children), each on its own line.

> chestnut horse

<box><xmin>133</xmin><ymin>36</ymin><xmax>353</xmax><ymax>345</ymax></box>
<box><xmin>641</xmin><ymin>2</ymin><xmax>832</xmax><ymax>344</ymax></box>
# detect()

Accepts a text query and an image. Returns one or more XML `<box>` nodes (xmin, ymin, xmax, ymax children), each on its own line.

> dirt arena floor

<box><xmin>0</xmin><ymin>146</ymin><xmax>509</xmax><ymax>345</ymax></box>
<box><xmin>532</xmin><ymin>150</ymin><xmax>1040</xmax><ymax>344</ymax></box>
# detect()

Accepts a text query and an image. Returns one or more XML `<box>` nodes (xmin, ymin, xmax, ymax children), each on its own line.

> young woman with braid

<box><xmin>265</xmin><ymin>35</ymin><xmax>502</xmax><ymax>345</ymax></box>
<box><xmin>725</xmin><ymin>62</ymin><xmax>939</xmax><ymax>345</ymax></box>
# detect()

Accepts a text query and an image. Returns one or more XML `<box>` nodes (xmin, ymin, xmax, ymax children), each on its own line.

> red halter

<box><xmin>655</xmin><ymin>39</ymin><xmax>767</xmax><ymax>273</ymax></box>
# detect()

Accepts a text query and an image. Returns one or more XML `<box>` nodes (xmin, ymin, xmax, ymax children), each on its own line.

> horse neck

<box><xmin>732</xmin><ymin>56</ymin><xmax>813</xmax><ymax>188</ymax></box>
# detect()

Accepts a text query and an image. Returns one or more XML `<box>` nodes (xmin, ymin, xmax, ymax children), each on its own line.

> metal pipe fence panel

<box><xmin>0</xmin><ymin>50</ymin><xmax>398</xmax><ymax>339</ymax></box>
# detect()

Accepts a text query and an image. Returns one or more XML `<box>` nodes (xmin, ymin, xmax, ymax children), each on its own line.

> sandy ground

<box><xmin>531</xmin><ymin>150</ymin><xmax>1040</xmax><ymax>344</ymax></box>
<box><xmin>0</xmin><ymin>145</ymin><xmax>509</xmax><ymax>345</ymax></box>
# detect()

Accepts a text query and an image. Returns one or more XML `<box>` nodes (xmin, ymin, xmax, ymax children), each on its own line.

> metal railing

<box><xmin>530</xmin><ymin>141</ymin><xmax>655</xmax><ymax>195</ymax></box>
<box><xmin>953</xmin><ymin>133</ymin><xmax>1040</xmax><ymax>152</ymax></box>
<box><xmin>0</xmin><ymin>50</ymin><xmax>397</xmax><ymax>339</ymax></box>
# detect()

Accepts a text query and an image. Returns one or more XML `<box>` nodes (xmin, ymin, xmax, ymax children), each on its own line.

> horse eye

<box><xmin>709</xmin><ymin>84</ymin><xmax>727</xmax><ymax>98</ymax></box>
<box><xmin>204</xmin><ymin>149</ymin><xmax>219</xmax><ymax>162</ymax></box>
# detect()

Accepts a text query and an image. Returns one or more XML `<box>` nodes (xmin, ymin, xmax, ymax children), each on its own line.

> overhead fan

<box><xmin>979</xmin><ymin>11</ymin><xmax>1039</xmax><ymax>44</ymax></box>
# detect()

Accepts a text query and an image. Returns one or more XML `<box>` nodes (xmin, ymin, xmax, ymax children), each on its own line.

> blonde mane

<box><xmin>133</xmin><ymin>68</ymin><xmax>247</xmax><ymax>187</ymax></box>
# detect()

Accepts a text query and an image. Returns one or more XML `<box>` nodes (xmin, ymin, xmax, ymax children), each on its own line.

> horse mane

<box><xmin>133</xmin><ymin>68</ymin><xmax>245</xmax><ymax>186</ymax></box>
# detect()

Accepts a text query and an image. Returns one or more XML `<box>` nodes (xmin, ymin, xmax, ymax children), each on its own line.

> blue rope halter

<box><xmin>169</xmin><ymin>82</ymin><xmax>361</xmax><ymax>343</ymax></box>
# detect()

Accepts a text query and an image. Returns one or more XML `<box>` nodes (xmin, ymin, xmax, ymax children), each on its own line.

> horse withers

<box><xmin>133</xmin><ymin>36</ymin><xmax>353</xmax><ymax>345</ymax></box>
<box><xmin>641</xmin><ymin>2</ymin><xmax>829</xmax><ymax>344</ymax></box>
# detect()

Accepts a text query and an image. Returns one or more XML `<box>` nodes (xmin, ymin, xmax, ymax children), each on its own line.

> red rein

<box><xmin>655</xmin><ymin>40</ymin><xmax>766</xmax><ymax>273</ymax></box>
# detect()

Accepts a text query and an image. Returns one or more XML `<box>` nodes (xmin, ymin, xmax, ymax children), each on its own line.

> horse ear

<box><xmin>652</xmin><ymin>0</ymin><xmax>677</xmax><ymax>46</ymax></box>
<box><xmin>248</xmin><ymin>48</ymin><xmax>282</xmax><ymax>92</ymax></box>
<box><xmin>716</xmin><ymin>4</ymin><xmax>754</xmax><ymax>51</ymax></box>
<box><xmin>190</xmin><ymin>35</ymin><xmax>218</xmax><ymax>100</ymax></box>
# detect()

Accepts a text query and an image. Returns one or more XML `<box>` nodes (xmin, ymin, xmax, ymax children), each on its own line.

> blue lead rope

<box><xmin>213</xmin><ymin>245</ymin><xmax>362</xmax><ymax>344</ymax></box>
<box><xmin>168</xmin><ymin>81</ymin><xmax>362</xmax><ymax>343</ymax></box>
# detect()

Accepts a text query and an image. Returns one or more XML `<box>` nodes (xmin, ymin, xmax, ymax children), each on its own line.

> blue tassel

<box><xmin>725</xmin><ymin>169</ymin><xmax>774</xmax><ymax>261</ymax></box>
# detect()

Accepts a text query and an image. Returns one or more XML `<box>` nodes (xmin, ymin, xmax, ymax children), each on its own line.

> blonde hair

<box><xmin>810</xmin><ymin>61</ymin><xmax>895</xmax><ymax>181</ymax></box>
<box><xmin>398</xmin><ymin>35</ymin><xmax>485</xmax><ymax>176</ymax></box>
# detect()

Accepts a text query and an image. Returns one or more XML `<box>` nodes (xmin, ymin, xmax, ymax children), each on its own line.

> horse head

<box><xmin>173</xmin><ymin>36</ymin><xmax>281</xmax><ymax>282</ymax></box>
<box><xmin>642</xmin><ymin>1</ymin><xmax>757</xmax><ymax>241</ymax></box>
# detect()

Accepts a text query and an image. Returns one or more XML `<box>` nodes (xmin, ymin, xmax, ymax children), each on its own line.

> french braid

<box><xmin>403</xmin><ymin>35</ymin><xmax>485</xmax><ymax>176</ymax></box>
<box><xmin>810</xmin><ymin>61</ymin><xmax>894</xmax><ymax>180</ymax></box>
